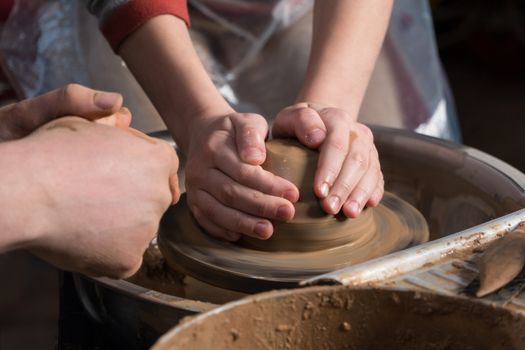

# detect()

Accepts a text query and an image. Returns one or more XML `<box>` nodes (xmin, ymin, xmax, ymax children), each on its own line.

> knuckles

<box><xmin>220</xmin><ymin>182</ymin><xmax>237</xmax><ymax>207</ymax></box>
<box><xmin>338</xmin><ymin>178</ymin><xmax>356</xmax><ymax>194</ymax></box>
<box><xmin>230</xmin><ymin>212</ymin><xmax>245</xmax><ymax>233</ymax></box>
<box><xmin>237</xmin><ymin>163</ymin><xmax>255</xmax><ymax>183</ymax></box>
<box><xmin>198</xmin><ymin>197</ymin><xmax>217</xmax><ymax>223</ymax></box>
<box><xmin>232</xmin><ymin>112</ymin><xmax>266</xmax><ymax>124</ymax></box>
<box><xmin>295</xmin><ymin>107</ymin><xmax>319</xmax><ymax>122</ymax></box>
<box><xmin>59</xmin><ymin>83</ymin><xmax>86</xmax><ymax>106</ymax></box>
<box><xmin>348</xmin><ymin>151</ymin><xmax>369</xmax><ymax>170</ymax></box>
<box><xmin>320</xmin><ymin>108</ymin><xmax>350</xmax><ymax>124</ymax></box>
<box><xmin>326</xmin><ymin>136</ymin><xmax>347</xmax><ymax>153</ymax></box>
<box><xmin>356</xmin><ymin>123</ymin><xmax>374</xmax><ymax>142</ymax></box>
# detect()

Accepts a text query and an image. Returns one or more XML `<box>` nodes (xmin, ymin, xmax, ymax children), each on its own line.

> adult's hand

<box><xmin>185</xmin><ymin>113</ymin><xmax>299</xmax><ymax>241</ymax></box>
<box><xmin>8</xmin><ymin>117</ymin><xmax>180</xmax><ymax>278</ymax></box>
<box><xmin>0</xmin><ymin>84</ymin><xmax>128</xmax><ymax>141</ymax></box>
<box><xmin>273</xmin><ymin>102</ymin><xmax>384</xmax><ymax>218</ymax></box>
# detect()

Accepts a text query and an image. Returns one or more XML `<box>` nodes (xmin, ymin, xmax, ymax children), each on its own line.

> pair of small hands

<box><xmin>185</xmin><ymin>102</ymin><xmax>384</xmax><ymax>241</ymax></box>
<box><xmin>1</xmin><ymin>84</ymin><xmax>180</xmax><ymax>279</ymax></box>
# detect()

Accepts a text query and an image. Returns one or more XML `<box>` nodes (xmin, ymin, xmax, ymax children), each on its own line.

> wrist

<box><xmin>118</xmin><ymin>14</ymin><xmax>235</xmax><ymax>154</ymax></box>
<box><xmin>175</xmin><ymin>102</ymin><xmax>235</xmax><ymax>153</ymax></box>
<box><xmin>293</xmin><ymin>97</ymin><xmax>359</xmax><ymax>123</ymax></box>
<box><xmin>297</xmin><ymin>79</ymin><xmax>360</xmax><ymax>121</ymax></box>
<box><xmin>0</xmin><ymin>139</ymin><xmax>49</xmax><ymax>251</ymax></box>
<box><xmin>185</xmin><ymin>101</ymin><xmax>235</xmax><ymax>135</ymax></box>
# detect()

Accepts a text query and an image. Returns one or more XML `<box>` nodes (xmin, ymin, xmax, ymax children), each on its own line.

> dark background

<box><xmin>433</xmin><ymin>0</ymin><xmax>525</xmax><ymax>170</ymax></box>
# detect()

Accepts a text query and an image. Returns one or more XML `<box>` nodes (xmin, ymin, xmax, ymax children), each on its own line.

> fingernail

<box><xmin>169</xmin><ymin>175</ymin><xmax>180</xmax><ymax>204</ymax></box>
<box><xmin>94</xmin><ymin>92</ymin><xmax>121</xmax><ymax>110</ymax></box>
<box><xmin>284</xmin><ymin>189</ymin><xmax>299</xmax><ymax>202</ymax></box>
<box><xmin>254</xmin><ymin>222</ymin><xmax>271</xmax><ymax>238</ymax></box>
<box><xmin>324</xmin><ymin>174</ymin><xmax>335</xmax><ymax>188</ymax></box>
<box><xmin>276</xmin><ymin>205</ymin><xmax>292</xmax><ymax>220</ymax></box>
<box><xmin>306</xmin><ymin>128</ymin><xmax>325</xmax><ymax>145</ymax></box>
<box><xmin>242</xmin><ymin>147</ymin><xmax>264</xmax><ymax>163</ymax></box>
<box><xmin>319</xmin><ymin>182</ymin><xmax>330</xmax><ymax>198</ymax></box>
<box><xmin>347</xmin><ymin>200</ymin><xmax>360</xmax><ymax>215</ymax></box>
<box><xmin>328</xmin><ymin>195</ymin><xmax>341</xmax><ymax>213</ymax></box>
<box><xmin>116</xmin><ymin>107</ymin><xmax>132</xmax><ymax>128</ymax></box>
<box><xmin>118</xmin><ymin>106</ymin><xmax>130</xmax><ymax>115</ymax></box>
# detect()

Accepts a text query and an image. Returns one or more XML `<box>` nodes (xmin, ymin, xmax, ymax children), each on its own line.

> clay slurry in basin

<box><xmin>152</xmin><ymin>286</ymin><xmax>525</xmax><ymax>350</ymax></box>
<box><xmin>158</xmin><ymin>139</ymin><xmax>429</xmax><ymax>292</ymax></box>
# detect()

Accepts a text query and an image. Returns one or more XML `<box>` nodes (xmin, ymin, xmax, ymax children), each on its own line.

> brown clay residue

<box><xmin>476</xmin><ymin>227</ymin><xmax>525</xmax><ymax>297</ymax></box>
<box><xmin>128</xmin><ymin>242</ymin><xmax>246</xmax><ymax>305</ymax></box>
<box><xmin>152</xmin><ymin>286</ymin><xmax>525</xmax><ymax>350</ymax></box>
<box><xmin>457</xmin><ymin>231</ymin><xmax>485</xmax><ymax>242</ymax></box>
<box><xmin>127</xmin><ymin>243</ymin><xmax>186</xmax><ymax>297</ymax></box>
<box><xmin>451</xmin><ymin>261</ymin><xmax>464</xmax><ymax>269</ymax></box>
<box><xmin>339</xmin><ymin>321</ymin><xmax>351</xmax><ymax>332</ymax></box>
<box><xmin>472</xmin><ymin>246</ymin><xmax>484</xmax><ymax>254</ymax></box>
<box><xmin>43</xmin><ymin>119</ymin><xmax>157</xmax><ymax>149</ymax></box>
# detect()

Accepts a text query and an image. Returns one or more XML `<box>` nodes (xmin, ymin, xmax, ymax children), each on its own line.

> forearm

<box><xmin>118</xmin><ymin>15</ymin><xmax>233</xmax><ymax>153</ymax></box>
<box><xmin>0</xmin><ymin>140</ymin><xmax>42</xmax><ymax>252</ymax></box>
<box><xmin>298</xmin><ymin>0</ymin><xmax>393</xmax><ymax>119</ymax></box>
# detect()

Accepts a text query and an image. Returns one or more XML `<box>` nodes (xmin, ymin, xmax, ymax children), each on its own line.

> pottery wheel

<box><xmin>158</xmin><ymin>139</ymin><xmax>429</xmax><ymax>293</ymax></box>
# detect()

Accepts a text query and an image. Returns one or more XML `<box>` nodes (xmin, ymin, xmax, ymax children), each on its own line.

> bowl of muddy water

<box><xmin>152</xmin><ymin>285</ymin><xmax>525</xmax><ymax>350</ymax></box>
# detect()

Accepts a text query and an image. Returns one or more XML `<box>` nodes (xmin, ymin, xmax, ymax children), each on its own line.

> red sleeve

<box><xmin>0</xmin><ymin>0</ymin><xmax>14</xmax><ymax>22</ymax></box>
<box><xmin>101</xmin><ymin>0</ymin><xmax>190</xmax><ymax>52</ymax></box>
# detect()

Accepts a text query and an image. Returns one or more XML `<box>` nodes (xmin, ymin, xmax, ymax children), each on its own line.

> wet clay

<box><xmin>152</xmin><ymin>286</ymin><xmax>525</xmax><ymax>350</ymax></box>
<box><xmin>158</xmin><ymin>139</ymin><xmax>429</xmax><ymax>293</ymax></box>
<box><xmin>128</xmin><ymin>243</ymin><xmax>247</xmax><ymax>304</ymax></box>
<box><xmin>127</xmin><ymin>243</ymin><xmax>186</xmax><ymax>297</ymax></box>
<box><xmin>242</xmin><ymin>139</ymin><xmax>386</xmax><ymax>252</ymax></box>
<box><xmin>476</xmin><ymin>226</ymin><xmax>525</xmax><ymax>297</ymax></box>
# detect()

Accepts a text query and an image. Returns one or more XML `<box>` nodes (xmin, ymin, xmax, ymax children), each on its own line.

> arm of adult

<box><xmin>0</xmin><ymin>84</ymin><xmax>127</xmax><ymax>141</ymax></box>
<box><xmin>0</xmin><ymin>117</ymin><xmax>180</xmax><ymax>278</ymax></box>
<box><xmin>272</xmin><ymin>0</ymin><xmax>392</xmax><ymax>218</ymax></box>
<box><xmin>117</xmin><ymin>15</ymin><xmax>299</xmax><ymax>241</ymax></box>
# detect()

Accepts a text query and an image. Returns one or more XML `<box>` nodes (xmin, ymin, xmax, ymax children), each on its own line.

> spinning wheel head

<box><xmin>158</xmin><ymin>139</ymin><xmax>429</xmax><ymax>293</ymax></box>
